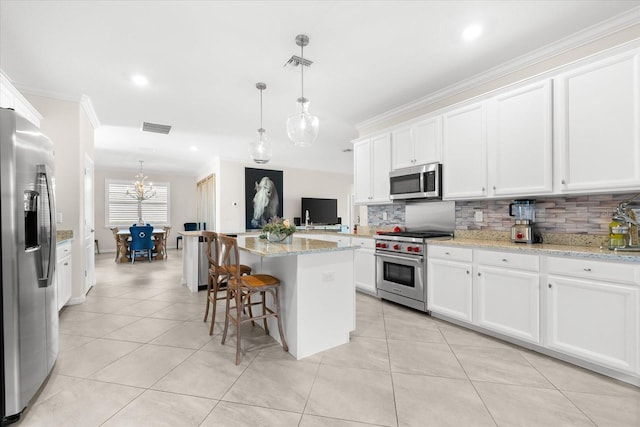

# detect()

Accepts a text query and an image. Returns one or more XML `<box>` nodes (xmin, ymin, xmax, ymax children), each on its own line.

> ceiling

<box><xmin>1</xmin><ymin>1</ymin><xmax>639</xmax><ymax>176</ymax></box>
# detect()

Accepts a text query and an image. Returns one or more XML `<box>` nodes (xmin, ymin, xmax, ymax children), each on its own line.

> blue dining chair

<box><xmin>129</xmin><ymin>225</ymin><xmax>154</xmax><ymax>263</ymax></box>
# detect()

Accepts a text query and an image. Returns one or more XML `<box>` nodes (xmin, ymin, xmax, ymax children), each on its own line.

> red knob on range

<box><xmin>375</xmin><ymin>242</ymin><xmax>381</xmax><ymax>248</ymax></box>
<box><xmin>413</xmin><ymin>246</ymin><xmax>420</xmax><ymax>252</ymax></box>
<box><xmin>393</xmin><ymin>244</ymin><xmax>400</xmax><ymax>250</ymax></box>
<box><xmin>407</xmin><ymin>247</ymin><xmax>413</xmax><ymax>252</ymax></box>
<box><xmin>381</xmin><ymin>243</ymin><xmax>388</xmax><ymax>248</ymax></box>
<box><xmin>516</xmin><ymin>232</ymin><xmax>524</xmax><ymax>239</ymax></box>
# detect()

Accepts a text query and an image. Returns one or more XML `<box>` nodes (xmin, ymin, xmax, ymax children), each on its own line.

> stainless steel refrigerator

<box><xmin>1</xmin><ymin>107</ymin><xmax>58</xmax><ymax>425</ymax></box>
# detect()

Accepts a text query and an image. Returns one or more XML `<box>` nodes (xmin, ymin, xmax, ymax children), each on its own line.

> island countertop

<box><xmin>237</xmin><ymin>235</ymin><xmax>358</xmax><ymax>257</ymax></box>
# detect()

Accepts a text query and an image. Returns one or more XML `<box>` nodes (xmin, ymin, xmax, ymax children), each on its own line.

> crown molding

<box><xmin>356</xmin><ymin>6</ymin><xmax>640</xmax><ymax>132</ymax></box>
<box><xmin>80</xmin><ymin>94</ymin><xmax>100</xmax><ymax>129</ymax></box>
<box><xmin>14</xmin><ymin>84</ymin><xmax>80</xmax><ymax>103</ymax></box>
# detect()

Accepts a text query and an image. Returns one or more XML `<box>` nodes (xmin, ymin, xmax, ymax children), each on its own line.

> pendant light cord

<box><xmin>300</xmin><ymin>43</ymin><xmax>304</xmax><ymax>101</ymax></box>
<box><xmin>260</xmin><ymin>87</ymin><xmax>263</xmax><ymax>129</ymax></box>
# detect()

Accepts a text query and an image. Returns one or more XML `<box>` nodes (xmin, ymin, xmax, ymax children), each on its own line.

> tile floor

<box><xmin>17</xmin><ymin>250</ymin><xmax>640</xmax><ymax>426</ymax></box>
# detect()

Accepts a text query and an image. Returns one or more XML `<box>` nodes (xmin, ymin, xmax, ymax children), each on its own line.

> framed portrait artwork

<box><xmin>245</xmin><ymin>167</ymin><xmax>284</xmax><ymax>230</ymax></box>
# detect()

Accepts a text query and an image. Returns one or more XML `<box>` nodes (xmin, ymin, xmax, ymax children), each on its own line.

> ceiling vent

<box><xmin>142</xmin><ymin>122</ymin><xmax>172</xmax><ymax>134</ymax></box>
<box><xmin>284</xmin><ymin>55</ymin><xmax>313</xmax><ymax>68</ymax></box>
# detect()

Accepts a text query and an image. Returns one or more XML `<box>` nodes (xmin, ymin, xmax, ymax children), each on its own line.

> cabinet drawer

<box><xmin>428</xmin><ymin>245</ymin><xmax>472</xmax><ymax>262</ymax></box>
<box><xmin>475</xmin><ymin>249</ymin><xmax>539</xmax><ymax>272</ymax></box>
<box><xmin>57</xmin><ymin>240</ymin><xmax>72</xmax><ymax>261</ymax></box>
<box><xmin>546</xmin><ymin>256</ymin><xmax>640</xmax><ymax>285</ymax></box>
<box><xmin>352</xmin><ymin>237</ymin><xmax>374</xmax><ymax>250</ymax></box>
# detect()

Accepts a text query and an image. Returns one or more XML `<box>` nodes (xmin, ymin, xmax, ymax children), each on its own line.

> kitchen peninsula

<box><xmin>179</xmin><ymin>231</ymin><xmax>358</xmax><ymax>359</ymax></box>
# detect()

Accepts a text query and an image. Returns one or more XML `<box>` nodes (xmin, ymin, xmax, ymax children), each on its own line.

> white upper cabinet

<box><xmin>443</xmin><ymin>102</ymin><xmax>488</xmax><ymax>199</ymax></box>
<box><xmin>391</xmin><ymin>116</ymin><xmax>441</xmax><ymax>170</ymax></box>
<box><xmin>0</xmin><ymin>72</ymin><xmax>41</xmax><ymax>127</ymax></box>
<box><xmin>353</xmin><ymin>134</ymin><xmax>391</xmax><ymax>205</ymax></box>
<box><xmin>488</xmin><ymin>80</ymin><xmax>553</xmax><ymax>196</ymax></box>
<box><xmin>555</xmin><ymin>49</ymin><xmax>640</xmax><ymax>193</ymax></box>
<box><xmin>443</xmin><ymin>80</ymin><xmax>553</xmax><ymax>200</ymax></box>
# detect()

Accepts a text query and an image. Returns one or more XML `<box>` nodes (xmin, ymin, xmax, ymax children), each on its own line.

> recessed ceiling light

<box><xmin>462</xmin><ymin>25</ymin><xmax>483</xmax><ymax>41</ymax></box>
<box><xmin>131</xmin><ymin>74</ymin><xmax>149</xmax><ymax>86</ymax></box>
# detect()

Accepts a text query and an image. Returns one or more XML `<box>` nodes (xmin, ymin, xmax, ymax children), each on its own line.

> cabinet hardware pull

<box><xmin>64</xmin><ymin>262</ymin><xmax>68</xmax><ymax>266</ymax></box>
<box><xmin>548</xmin><ymin>284</ymin><xmax>552</xmax><ymax>288</ymax></box>
<box><xmin>466</xmin><ymin>270</ymin><xmax>470</xmax><ymax>274</ymax></box>
<box><xmin>477</xmin><ymin>272</ymin><xmax>481</xmax><ymax>276</ymax></box>
<box><xmin>445</xmin><ymin>252</ymin><xmax>450</xmax><ymax>255</ymax></box>
<box><xmin>481</xmin><ymin>187</ymin><xmax>485</xmax><ymax>192</ymax></box>
<box><xmin>561</xmin><ymin>179</ymin><xmax>566</xmax><ymax>185</ymax></box>
<box><xmin>501</xmin><ymin>258</ymin><xmax>508</xmax><ymax>262</ymax></box>
<box><xmin>493</xmin><ymin>186</ymin><xmax>496</xmax><ymax>190</ymax></box>
<box><xmin>583</xmin><ymin>268</ymin><xmax>591</xmax><ymax>272</ymax></box>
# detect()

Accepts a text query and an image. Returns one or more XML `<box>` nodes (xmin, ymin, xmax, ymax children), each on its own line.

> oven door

<box><xmin>375</xmin><ymin>252</ymin><xmax>425</xmax><ymax>303</ymax></box>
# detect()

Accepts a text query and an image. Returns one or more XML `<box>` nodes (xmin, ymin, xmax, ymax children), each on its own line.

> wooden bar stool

<box><xmin>219</xmin><ymin>234</ymin><xmax>288</xmax><ymax>365</ymax></box>
<box><xmin>202</xmin><ymin>231</ymin><xmax>251</xmax><ymax>335</ymax></box>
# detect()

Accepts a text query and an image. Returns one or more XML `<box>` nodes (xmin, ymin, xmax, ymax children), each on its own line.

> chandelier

<box><xmin>286</xmin><ymin>34</ymin><xmax>319</xmax><ymax>147</ymax></box>
<box><xmin>127</xmin><ymin>160</ymin><xmax>156</xmax><ymax>225</ymax></box>
<box><xmin>249</xmin><ymin>82</ymin><xmax>272</xmax><ymax>164</ymax></box>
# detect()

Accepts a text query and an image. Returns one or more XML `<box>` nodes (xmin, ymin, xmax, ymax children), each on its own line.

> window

<box><xmin>105</xmin><ymin>179</ymin><xmax>170</xmax><ymax>226</ymax></box>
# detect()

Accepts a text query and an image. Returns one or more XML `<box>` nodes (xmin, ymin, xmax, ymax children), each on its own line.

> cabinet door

<box><xmin>490</xmin><ymin>80</ymin><xmax>553</xmax><ymax>196</ymax></box>
<box><xmin>475</xmin><ymin>265</ymin><xmax>540</xmax><ymax>343</ymax></box>
<box><xmin>353</xmin><ymin>140</ymin><xmax>372</xmax><ymax>204</ymax></box>
<box><xmin>56</xmin><ymin>250</ymin><xmax>72</xmax><ymax>311</ymax></box>
<box><xmin>427</xmin><ymin>258</ymin><xmax>473</xmax><ymax>322</ymax></box>
<box><xmin>413</xmin><ymin>116</ymin><xmax>441</xmax><ymax>165</ymax></box>
<box><xmin>556</xmin><ymin>49</ymin><xmax>640</xmax><ymax>192</ymax></box>
<box><xmin>354</xmin><ymin>248</ymin><xmax>376</xmax><ymax>295</ymax></box>
<box><xmin>370</xmin><ymin>134</ymin><xmax>391</xmax><ymax>203</ymax></box>
<box><xmin>443</xmin><ymin>102</ymin><xmax>488</xmax><ymax>199</ymax></box>
<box><xmin>391</xmin><ymin>127</ymin><xmax>414</xmax><ymax>170</ymax></box>
<box><xmin>547</xmin><ymin>275</ymin><xmax>639</xmax><ymax>373</ymax></box>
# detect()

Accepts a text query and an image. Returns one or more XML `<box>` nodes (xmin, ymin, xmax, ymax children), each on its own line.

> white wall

<box><xmin>26</xmin><ymin>94</ymin><xmax>94</xmax><ymax>303</ymax></box>
<box><xmin>94</xmin><ymin>167</ymin><xmax>198</xmax><ymax>252</ymax></box>
<box><xmin>207</xmin><ymin>159</ymin><xmax>353</xmax><ymax>233</ymax></box>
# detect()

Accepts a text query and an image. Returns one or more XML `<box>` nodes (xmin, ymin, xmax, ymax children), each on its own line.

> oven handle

<box><xmin>374</xmin><ymin>252</ymin><xmax>424</xmax><ymax>264</ymax></box>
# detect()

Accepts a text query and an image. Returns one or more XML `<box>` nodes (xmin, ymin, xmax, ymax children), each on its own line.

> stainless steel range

<box><xmin>374</xmin><ymin>201</ymin><xmax>455</xmax><ymax>312</ymax></box>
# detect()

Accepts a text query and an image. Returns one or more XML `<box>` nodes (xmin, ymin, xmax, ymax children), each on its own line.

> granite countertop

<box><xmin>56</xmin><ymin>229</ymin><xmax>73</xmax><ymax>243</ymax></box>
<box><xmin>429</xmin><ymin>237</ymin><xmax>640</xmax><ymax>263</ymax></box>
<box><xmin>237</xmin><ymin>235</ymin><xmax>359</xmax><ymax>258</ymax></box>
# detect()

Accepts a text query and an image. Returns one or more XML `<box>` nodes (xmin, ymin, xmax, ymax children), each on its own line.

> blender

<box><xmin>509</xmin><ymin>199</ymin><xmax>542</xmax><ymax>243</ymax></box>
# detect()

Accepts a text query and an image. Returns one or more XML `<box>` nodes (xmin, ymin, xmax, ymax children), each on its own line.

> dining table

<box><xmin>116</xmin><ymin>228</ymin><xmax>166</xmax><ymax>263</ymax></box>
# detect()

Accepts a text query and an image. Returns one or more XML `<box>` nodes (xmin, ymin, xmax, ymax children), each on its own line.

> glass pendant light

<box><xmin>286</xmin><ymin>34</ymin><xmax>319</xmax><ymax>147</ymax></box>
<box><xmin>249</xmin><ymin>82</ymin><xmax>272</xmax><ymax>164</ymax></box>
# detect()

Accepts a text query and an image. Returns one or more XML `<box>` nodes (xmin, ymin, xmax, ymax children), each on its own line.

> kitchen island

<box><xmin>178</xmin><ymin>231</ymin><xmax>359</xmax><ymax>359</ymax></box>
<box><xmin>235</xmin><ymin>235</ymin><xmax>358</xmax><ymax>359</ymax></box>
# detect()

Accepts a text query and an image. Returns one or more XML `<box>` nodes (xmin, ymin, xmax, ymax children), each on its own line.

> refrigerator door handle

<box><xmin>36</xmin><ymin>164</ymin><xmax>55</xmax><ymax>288</ymax></box>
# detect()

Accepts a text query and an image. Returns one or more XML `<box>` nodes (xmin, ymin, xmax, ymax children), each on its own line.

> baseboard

<box><xmin>66</xmin><ymin>295</ymin><xmax>86</xmax><ymax>306</ymax></box>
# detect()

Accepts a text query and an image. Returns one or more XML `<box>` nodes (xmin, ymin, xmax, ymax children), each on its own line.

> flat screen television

<box><xmin>301</xmin><ymin>198</ymin><xmax>339</xmax><ymax>225</ymax></box>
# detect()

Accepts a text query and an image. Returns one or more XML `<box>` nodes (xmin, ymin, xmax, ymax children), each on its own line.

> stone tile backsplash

<box><xmin>368</xmin><ymin>203</ymin><xmax>406</xmax><ymax>226</ymax></box>
<box><xmin>457</xmin><ymin>194</ymin><xmax>638</xmax><ymax>234</ymax></box>
<box><xmin>368</xmin><ymin>193</ymin><xmax>639</xmax><ymax>235</ymax></box>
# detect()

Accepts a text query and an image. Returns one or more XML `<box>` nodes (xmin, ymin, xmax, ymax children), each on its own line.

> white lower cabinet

<box><xmin>545</xmin><ymin>256</ymin><xmax>640</xmax><ymax>374</ymax></box>
<box><xmin>353</xmin><ymin>237</ymin><xmax>376</xmax><ymax>295</ymax></box>
<box><xmin>427</xmin><ymin>246</ymin><xmax>473</xmax><ymax>322</ymax></box>
<box><xmin>474</xmin><ymin>250</ymin><xmax>540</xmax><ymax>344</ymax></box>
<box><xmin>56</xmin><ymin>240</ymin><xmax>72</xmax><ymax>311</ymax></box>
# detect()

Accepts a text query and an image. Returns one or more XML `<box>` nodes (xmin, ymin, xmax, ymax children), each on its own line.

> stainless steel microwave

<box><xmin>389</xmin><ymin>163</ymin><xmax>442</xmax><ymax>200</ymax></box>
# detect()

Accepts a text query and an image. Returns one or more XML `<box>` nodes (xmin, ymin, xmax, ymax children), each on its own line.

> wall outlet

<box><xmin>322</xmin><ymin>271</ymin><xmax>335</xmax><ymax>282</ymax></box>
<box><xmin>382</xmin><ymin>211</ymin><xmax>388</xmax><ymax>220</ymax></box>
<box><xmin>474</xmin><ymin>210</ymin><xmax>483</xmax><ymax>222</ymax></box>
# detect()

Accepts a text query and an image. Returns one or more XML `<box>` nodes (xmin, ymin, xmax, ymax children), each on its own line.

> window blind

<box><xmin>106</xmin><ymin>179</ymin><xmax>170</xmax><ymax>226</ymax></box>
